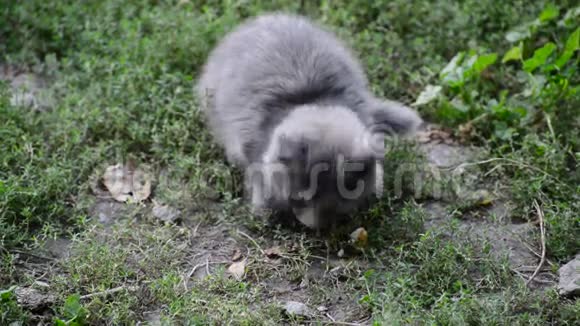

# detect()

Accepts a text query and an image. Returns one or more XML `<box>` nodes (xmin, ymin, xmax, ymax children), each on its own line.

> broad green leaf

<box><xmin>463</xmin><ymin>53</ymin><xmax>479</xmax><ymax>70</ymax></box>
<box><xmin>564</xmin><ymin>27</ymin><xmax>580</xmax><ymax>52</ymax></box>
<box><xmin>506</xmin><ymin>30</ymin><xmax>530</xmax><ymax>43</ymax></box>
<box><xmin>555</xmin><ymin>27</ymin><xmax>580</xmax><ymax>68</ymax></box>
<box><xmin>0</xmin><ymin>286</ymin><xmax>16</xmax><ymax>301</ymax></box>
<box><xmin>523</xmin><ymin>42</ymin><xmax>557</xmax><ymax>72</ymax></box>
<box><xmin>502</xmin><ymin>43</ymin><xmax>523</xmax><ymax>63</ymax></box>
<box><xmin>558</xmin><ymin>6</ymin><xmax>580</xmax><ymax>27</ymax></box>
<box><xmin>413</xmin><ymin>85</ymin><xmax>443</xmax><ymax>106</ymax></box>
<box><xmin>63</xmin><ymin>294</ymin><xmax>85</xmax><ymax>321</ymax></box>
<box><xmin>539</xmin><ymin>4</ymin><xmax>560</xmax><ymax>22</ymax></box>
<box><xmin>493</xmin><ymin>121</ymin><xmax>515</xmax><ymax>140</ymax></box>
<box><xmin>505</xmin><ymin>20</ymin><xmax>540</xmax><ymax>43</ymax></box>
<box><xmin>440</xmin><ymin>52</ymin><xmax>466</xmax><ymax>86</ymax></box>
<box><xmin>472</xmin><ymin>53</ymin><xmax>498</xmax><ymax>73</ymax></box>
<box><xmin>450</xmin><ymin>97</ymin><xmax>469</xmax><ymax>113</ymax></box>
<box><xmin>440</xmin><ymin>52</ymin><xmax>464</xmax><ymax>78</ymax></box>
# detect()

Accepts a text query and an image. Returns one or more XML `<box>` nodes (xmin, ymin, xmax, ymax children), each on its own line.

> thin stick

<box><xmin>512</xmin><ymin>268</ymin><xmax>554</xmax><ymax>284</ymax></box>
<box><xmin>187</xmin><ymin>262</ymin><xmax>206</xmax><ymax>279</ymax></box>
<box><xmin>309</xmin><ymin>321</ymin><xmax>363</xmax><ymax>326</ymax></box>
<box><xmin>237</xmin><ymin>230</ymin><xmax>266</xmax><ymax>255</ymax></box>
<box><xmin>205</xmin><ymin>255</ymin><xmax>210</xmax><ymax>276</ymax></box>
<box><xmin>10</xmin><ymin>250</ymin><xmax>54</xmax><ymax>261</ymax></box>
<box><xmin>527</xmin><ymin>200</ymin><xmax>546</xmax><ymax>286</ymax></box>
<box><xmin>80</xmin><ymin>286</ymin><xmax>137</xmax><ymax>300</ymax></box>
<box><xmin>512</xmin><ymin>268</ymin><xmax>528</xmax><ymax>282</ymax></box>
<box><xmin>447</xmin><ymin>157</ymin><xmax>568</xmax><ymax>188</ymax></box>
<box><xmin>325</xmin><ymin>313</ymin><xmax>336</xmax><ymax>322</ymax></box>
<box><xmin>187</xmin><ymin>259</ymin><xmax>229</xmax><ymax>279</ymax></box>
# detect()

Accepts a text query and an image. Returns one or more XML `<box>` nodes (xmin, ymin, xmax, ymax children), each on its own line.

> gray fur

<box><xmin>196</xmin><ymin>13</ymin><xmax>422</xmax><ymax>229</ymax></box>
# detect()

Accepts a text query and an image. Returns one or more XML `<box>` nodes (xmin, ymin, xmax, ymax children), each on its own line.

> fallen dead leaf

<box><xmin>231</xmin><ymin>249</ymin><xmax>243</xmax><ymax>262</ymax></box>
<box><xmin>132</xmin><ymin>168</ymin><xmax>152</xmax><ymax>201</ymax></box>
<box><xmin>227</xmin><ymin>259</ymin><xmax>247</xmax><ymax>281</ymax></box>
<box><xmin>350</xmin><ymin>227</ymin><xmax>368</xmax><ymax>248</ymax></box>
<box><xmin>472</xmin><ymin>189</ymin><xmax>494</xmax><ymax>206</ymax></box>
<box><xmin>458</xmin><ymin>122</ymin><xmax>474</xmax><ymax>142</ymax></box>
<box><xmin>103</xmin><ymin>164</ymin><xmax>132</xmax><ymax>202</ymax></box>
<box><xmin>264</xmin><ymin>246</ymin><xmax>283</xmax><ymax>259</ymax></box>
<box><xmin>417</xmin><ymin>125</ymin><xmax>458</xmax><ymax>145</ymax></box>
<box><xmin>102</xmin><ymin>163</ymin><xmax>153</xmax><ymax>203</ymax></box>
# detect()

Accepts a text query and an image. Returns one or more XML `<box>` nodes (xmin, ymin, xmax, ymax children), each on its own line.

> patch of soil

<box><xmin>418</xmin><ymin>130</ymin><xmax>555</xmax><ymax>289</ymax></box>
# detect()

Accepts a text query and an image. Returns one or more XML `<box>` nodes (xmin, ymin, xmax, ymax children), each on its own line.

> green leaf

<box><xmin>440</xmin><ymin>52</ymin><xmax>467</xmax><ymax>87</ymax></box>
<box><xmin>564</xmin><ymin>27</ymin><xmax>580</xmax><ymax>52</ymax></box>
<box><xmin>505</xmin><ymin>20</ymin><xmax>541</xmax><ymax>43</ymax></box>
<box><xmin>558</xmin><ymin>6</ymin><xmax>580</xmax><ymax>27</ymax></box>
<box><xmin>0</xmin><ymin>286</ymin><xmax>17</xmax><ymax>301</ymax></box>
<box><xmin>450</xmin><ymin>97</ymin><xmax>469</xmax><ymax>113</ymax></box>
<box><xmin>472</xmin><ymin>53</ymin><xmax>498</xmax><ymax>73</ymax></box>
<box><xmin>54</xmin><ymin>319</ymin><xmax>67</xmax><ymax>326</ymax></box>
<box><xmin>502</xmin><ymin>43</ymin><xmax>523</xmax><ymax>63</ymax></box>
<box><xmin>63</xmin><ymin>294</ymin><xmax>86</xmax><ymax>322</ymax></box>
<box><xmin>539</xmin><ymin>4</ymin><xmax>560</xmax><ymax>22</ymax></box>
<box><xmin>440</xmin><ymin>52</ymin><xmax>464</xmax><ymax>79</ymax></box>
<box><xmin>555</xmin><ymin>27</ymin><xmax>580</xmax><ymax>68</ymax></box>
<box><xmin>413</xmin><ymin>85</ymin><xmax>443</xmax><ymax>106</ymax></box>
<box><xmin>506</xmin><ymin>30</ymin><xmax>530</xmax><ymax>43</ymax></box>
<box><xmin>523</xmin><ymin>42</ymin><xmax>557</xmax><ymax>72</ymax></box>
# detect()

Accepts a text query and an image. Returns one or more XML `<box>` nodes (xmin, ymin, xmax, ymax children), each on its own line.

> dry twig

<box><xmin>237</xmin><ymin>229</ymin><xmax>266</xmax><ymax>256</ymax></box>
<box><xmin>80</xmin><ymin>286</ymin><xmax>138</xmax><ymax>300</ymax></box>
<box><xmin>526</xmin><ymin>200</ymin><xmax>546</xmax><ymax>286</ymax></box>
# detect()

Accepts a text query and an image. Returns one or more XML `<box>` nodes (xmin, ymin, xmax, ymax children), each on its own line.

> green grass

<box><xmin>1</xmin><ymin>0</ymin><xmax>579</xmax><ymax>325</ymax></box>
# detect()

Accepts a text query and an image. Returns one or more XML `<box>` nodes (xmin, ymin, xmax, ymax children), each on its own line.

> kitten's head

<box><xmin>258</xmin><ymin>101</ymin><xmax>422</xmax><ymax>229</ymax></box>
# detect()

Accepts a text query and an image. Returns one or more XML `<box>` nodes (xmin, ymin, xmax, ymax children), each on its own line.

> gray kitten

<box><xmin>196</xmin><ymin>13</ymin><xmax>422</xmax><ymax>230</ymax></box>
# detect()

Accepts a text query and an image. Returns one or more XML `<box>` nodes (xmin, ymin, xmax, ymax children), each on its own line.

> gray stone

<box><xmin>558</xmin><ymin>254</ymin><xmax>580</xmax><ymax>297</ymax></box>
<box><xmin>283</xmin><ymin>301</ymin><xmax>314</xmax><ymax>318</ymax></box>
<box><xmin>14</xmin><ymin>287</ymin><xmax>55</xmax><ymax>311</ymax></box>
<box><xmin>152</xmin><ymin>203</ymin><xmax>181</xmax><ymax>223</ymax></box>
<box><xmin>421</xmin><ymin>143</ymin><xmax>483</xmax><ymax>169</ymax></box>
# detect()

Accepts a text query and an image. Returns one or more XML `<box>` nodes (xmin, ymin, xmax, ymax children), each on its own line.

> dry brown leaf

<box><xmin>350</xmin><ymin>227</ymin><xmax>368</xmax><ymax>248</ymax></box>
<box><xmin>416</xmin><ymin>130</ymin><xmax>432</xmax><ymax>144</ymax></box>
<box><xmin>102</xmin><ymin>163</ymin><xmax>152</xmax><ymax>203</ymax></box>
<box><xmin>132</xmin><ymin>168</ymin><xmax>152</xmax><ymax>201</ymax></box>
<box><xmin>264</xmin><ymin>246</ymin><xmax>283</xmax><ymax>259</ymax></box>
<box><xmin>231</xmin><ymin>249</ymin><xmax>243</xmax><ymax>262</ymax></box>
<box><xmin>417</xmin><ymin>125</ymin><xmax>459</xmax><ymax>145</ymax></box>
<box><xmin>458</xmin><ymin>122</ymin><xmax>474</xmax><ymax>143</ymax></box>
<box><xmin>472</xmin><ymin>189</ymin><xmax>494</xmax><ymax>206</ymax></box>
<box><xmin>103</xmin><ymin>164</ymin><xmax>132</xmax><ymax>202</ymax></box>
<box><xmin>227</xmin><ymin>259</ymin><xmax>247</xmax><ymax>281</ymax></box>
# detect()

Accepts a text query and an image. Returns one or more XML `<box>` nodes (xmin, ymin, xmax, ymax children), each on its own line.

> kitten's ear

<box><xmin>368</xmin><ymin>99</ymin><xmax>423</xmax><ymax>137</ymax></box>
